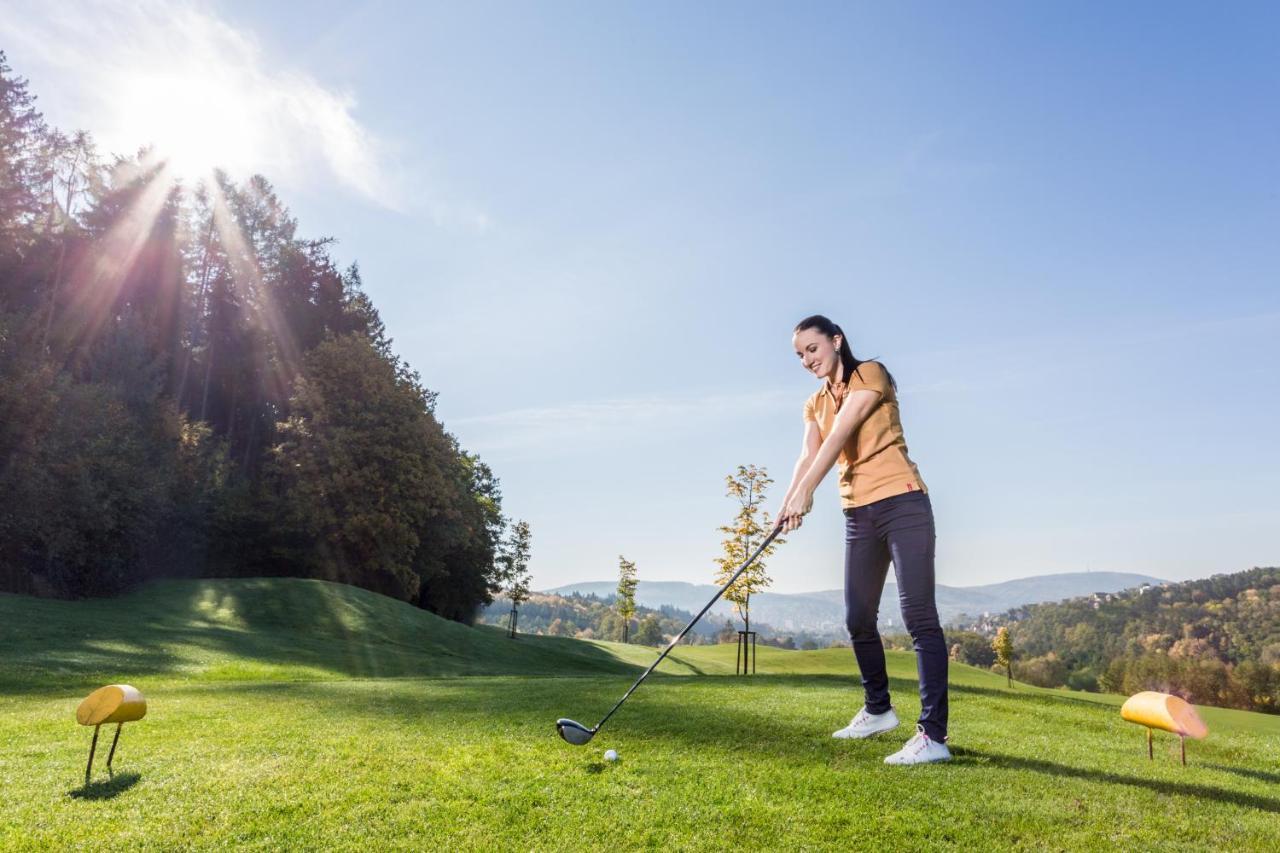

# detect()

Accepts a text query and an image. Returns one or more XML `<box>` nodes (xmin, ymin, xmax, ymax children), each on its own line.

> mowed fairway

<box><xmin>2</xmin><ymin>580</ymin><xmax>1278</xmax><ymax>850</ymax></box>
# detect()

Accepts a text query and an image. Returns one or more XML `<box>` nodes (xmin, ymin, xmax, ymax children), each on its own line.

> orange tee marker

<box><xmin>76</xmin><ymin>684</ymin><xmax>147</xmax><ymax>786</ymax></box>
<box><xmin>1120</xmin><ymin>691</ymin><xmax>1208</xmax><ymax>766</ymax></box>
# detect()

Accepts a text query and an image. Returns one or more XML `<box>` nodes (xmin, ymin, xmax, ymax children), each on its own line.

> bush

<box><xmin>633</xmin><ymin>614</ymin><xmax>664</xmax><ymax>646</ymax></box>
<box><xmin>948</xmin><ymin>630</ymin><xmax>997</xmax><ymax>668</ymax></box>
<box><xmin>1017</xmin><ymin>653</ymin><xmax>1068</xmax><ymax>688</ymax></box>
<box><xmin>1066</xmin><ymin>668</ymin><xmax>1099</xmax><ymax>692</ymax></box>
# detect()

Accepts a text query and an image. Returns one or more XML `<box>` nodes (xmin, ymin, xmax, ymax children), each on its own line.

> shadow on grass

<box><xmin>231</xmin><ymin>672</ymin><xmax>1279</xmax><ymax>812</ymax></box>
<box><xmin>189</xmin><ymin>672</ymin><xmax>1085</xmax><ymax>734</ymax></box>
<box><xmin>944</xmin><ymin>680</ymin><xmax>1118</xmax><ymax>711</ymax></box>
<box><xmin>69</xmin><ymin>771</ymin><xmax>140</xmax><ymax>800</ymax></box>
<box><xmin>47</xmin><ymin>672</ymin><xmax>1277</xmax><ymax>816</ymax></box>
<box><xmin>950</xmin><ymin>748</ymin><xmax>1280</xmax><ymax>814</ymax></box>
<box><xmin>1202</xmin><ymin>764</ymin><xmax>1280</xmax><ymax>785</ymax></box>
<box><xmin>201</xmin><ymin>671</ymin><xmax>922</xmax><ymax>758</ymax></box>
<box><xmin>0</xmin><ymin>579</ymin><xmax>643</xmax><ymax>696</ymax></box>
<box><xmin>662</xmin><ymin>654</ymin><xmax>707</xmax><ymax>675</ymax></box>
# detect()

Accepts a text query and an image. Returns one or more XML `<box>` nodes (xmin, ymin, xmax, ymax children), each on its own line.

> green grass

<box><xmin>2</xmin><ymin>579</ymin><xmax>1278</xmax><ymax>850</ymax></box>
<box><xmin>0</xmin><ymin>578</ymin><xmax>636</xmax><ymax>693</ymax></box>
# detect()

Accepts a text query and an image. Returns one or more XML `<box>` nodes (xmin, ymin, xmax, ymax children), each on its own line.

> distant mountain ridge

<box><xmin>544</xmin><ymin>571</ymin><xmax>1166</xmax><ymax>637</ymax></box>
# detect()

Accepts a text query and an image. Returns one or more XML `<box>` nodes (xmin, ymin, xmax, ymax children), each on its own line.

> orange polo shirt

<box><xmin>802</xmin><ymin>360</ymin><xmax>927</xmax><ymax>509</ymax></box>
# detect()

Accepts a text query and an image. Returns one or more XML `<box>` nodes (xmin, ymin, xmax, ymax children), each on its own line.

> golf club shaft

<box><xmin>593</xmin><ymin>523</ymin><xmax>784</xmax><ymax>733</ymax></box>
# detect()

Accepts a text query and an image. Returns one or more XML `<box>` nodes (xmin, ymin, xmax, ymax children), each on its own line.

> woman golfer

<box><xmin>777</xmin><ymin>315</ymin><xmax>950</xmax><ymax>765</ymax></box>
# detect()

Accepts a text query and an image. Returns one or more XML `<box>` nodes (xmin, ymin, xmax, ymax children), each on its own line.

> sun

<box><xmin>114</xmin><ymin>71</ymin><xmax>262</xmax><ymax>185</ymax></box>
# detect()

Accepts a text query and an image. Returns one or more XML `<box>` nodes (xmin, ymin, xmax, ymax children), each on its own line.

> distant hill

<box><xmin>545</xmin><ymin>571</ymin><xmax>1166</xmax><ymax>637</ymax></box>
<box><xmin>478</xmin><ymin>590</ymin><xmax>723</xmax><ymax>643</ymax></box>
<box><xmin>975</xmin><ymin>566</ymin><xmax>1280</xmax><ymax>714</ymax></box>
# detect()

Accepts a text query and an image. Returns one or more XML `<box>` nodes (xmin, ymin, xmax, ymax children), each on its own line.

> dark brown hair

<box><xmin>793</xmin><ymin>314</ymin><xmax>898</xmax><ymax>393</ymax></box>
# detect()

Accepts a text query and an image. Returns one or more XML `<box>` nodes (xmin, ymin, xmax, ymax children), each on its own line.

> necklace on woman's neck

<box><xmin>828</xmin><ymin>363</ymin><xmax>846</xmax><ymax>391</ymax></box>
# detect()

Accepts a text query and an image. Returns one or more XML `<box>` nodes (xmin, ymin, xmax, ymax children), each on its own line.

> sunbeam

<box><xmin>208</xmin><ymin>178</ymin><xmax>303</xmax><ymax>398</ymax></box>
<box><xmin>61</xmin><ymin>159</ymin><xmax>179</xmax><ymax>356</ymax></box>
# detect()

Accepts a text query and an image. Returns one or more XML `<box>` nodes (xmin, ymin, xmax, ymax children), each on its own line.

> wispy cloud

<box><xmin>1</xmin><ymin>0</ymin><xmax>400</xmax><ymax>206</ymax></box>
<box><xmin>448</xmin><ymin>388</ymin><xmax>796</xmax><ymax>454</ymax></box>
<box><xmin>446</xmin><ymin>372</ymin><xmax>984</xmax><ymax>456</ymax></box>
<box><xmin>451</xmin><ymin>308</ymin><xmax>1277</xmax><ymax>457</ymax></box>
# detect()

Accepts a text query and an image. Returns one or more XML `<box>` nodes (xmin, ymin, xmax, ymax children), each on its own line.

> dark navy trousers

<box><xmin>843</xmin><ymin>490</ymin><xmax>949</xmax><ymax>742</ymax></box>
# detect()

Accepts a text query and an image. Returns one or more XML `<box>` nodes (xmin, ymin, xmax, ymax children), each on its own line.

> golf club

<box><xmin>555</xmin><ymin>521</ymin><xmax>785</xmax><ymax>745</ymax></box>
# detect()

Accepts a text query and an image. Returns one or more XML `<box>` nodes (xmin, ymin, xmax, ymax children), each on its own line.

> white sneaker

<box><xmin>831</xmin><ymin>706</ymin><xmax>900</xmax><ymax>739</ymax></box>
<box><xmin>883</xmin><ymin>724</ymin><xmax>952</xmax><ymax>765</ymax></box>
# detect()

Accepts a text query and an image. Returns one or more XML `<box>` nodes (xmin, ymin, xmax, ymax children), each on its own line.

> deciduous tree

<box><xmin>713</xmin><ymin>464</ymin><xmax>783</xmax><ymax>634</ymax></box>
<box><xmin>498</xmin><ymin>520</ymin><xmax>533</xmax><ymax>637</ymax></box>
<box><xmin>993</xmin><ymin>626</ymin><xmax>1014</xmax><ymax>687</ymax></box>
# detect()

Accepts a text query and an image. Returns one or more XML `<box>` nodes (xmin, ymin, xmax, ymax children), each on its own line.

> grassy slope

<box><xmin>0</xmin><ymin>578</ymin><xmax>639</xmax><ymax>693</ymax></box>
<box><xmin>1</xmin><ymin>579</ymin><xmax>1278</xmax><ymax>850</ymax></box>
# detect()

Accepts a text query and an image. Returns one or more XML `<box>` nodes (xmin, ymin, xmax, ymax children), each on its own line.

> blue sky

<box><xmin>5</xmin><ymin>1</ymin><xmax>1277</xmax><ymax>593</ymax></box>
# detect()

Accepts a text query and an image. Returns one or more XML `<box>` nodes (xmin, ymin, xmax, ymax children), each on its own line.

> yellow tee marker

<box><xmin>76</xmin><ymin>684</ymin><xmax>147</xmax><ymax>786</ymax></box>
<box><xmin>1120</xmin><ymin>691</ymin><xmax>1207</xmax><ymax>765</ymax></box>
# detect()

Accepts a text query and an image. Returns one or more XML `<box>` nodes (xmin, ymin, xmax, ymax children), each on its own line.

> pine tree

<box><xmin>0</xmin><ymin>55</ymin><xmax>507</xmax><ymax>620</ymax></box>
<box><xmin>0</xmin><ymin>51</ymin><xmax>48</xmax><ymax>262</ymax></box>
<box><xmin>616</xmin><ymin>555</ymin><xmax>638</xmax><ymax>643</ymax></box>
<box><xmin>39</xmin><ymin>129</ymin><xmax>101</xmax><ymax>349</ymax></box>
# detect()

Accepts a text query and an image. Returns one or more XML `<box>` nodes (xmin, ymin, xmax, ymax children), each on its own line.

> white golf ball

<box><xmin>604</xmin><ymin>749</ymin><xmax>619</xmax><ymax>762</ymax></box>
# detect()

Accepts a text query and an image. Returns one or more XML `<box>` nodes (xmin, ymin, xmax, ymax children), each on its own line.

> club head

<box><xmin>556</xmin><ymin>718</ymin><xmax>597</xmax><ymax>746</ymax></box>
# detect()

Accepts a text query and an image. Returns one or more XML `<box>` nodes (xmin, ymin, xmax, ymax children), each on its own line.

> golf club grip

<box><xmin>594</xmin><ymin>523</ymin><xmax>784</xmax><ymax>731</ymax></box>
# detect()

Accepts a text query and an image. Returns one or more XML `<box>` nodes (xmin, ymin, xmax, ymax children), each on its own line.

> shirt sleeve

<box><xmin>803</xmin><ymin>395</ymin><xmax>817</xmax><ymax>423</ymax></box>
<box><xmin>846</xmin><ymin>361</ymin><xmax>889</xmax><ymax>397</ymax></box>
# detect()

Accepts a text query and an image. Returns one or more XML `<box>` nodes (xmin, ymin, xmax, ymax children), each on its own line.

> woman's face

<box><xmin>792</xmin><ymin>328</ymin><xmax>842</xmax><ymax>382</ymax></box>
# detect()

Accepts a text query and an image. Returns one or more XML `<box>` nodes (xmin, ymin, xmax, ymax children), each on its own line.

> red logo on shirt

<box><xmin>906</xmin><ymin>483</ymin><xmax>915</xmax><ymax>490</ymax></box>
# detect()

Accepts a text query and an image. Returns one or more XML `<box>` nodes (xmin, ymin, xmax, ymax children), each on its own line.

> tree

<box><xmin>270</xmin><ymin>334</ymin><xmax>450</xmax><ymax>601</ymax></box>
<box><xmin>414</xmin><ymin>437</ymin><xmax>506</xmax><ymax>623</ymax></box>
<box><xmin>39</xmin><ymin>129</ymin><xmax>101</xmax><ymax>348</ymax></box>
<box><xmin>616</xmin><ymin>555</ymin><xmax>638</xmax><ymax>643</ymax></box>
<box><xmin>498</xmin><ymin>520</ymin><xmax>532</xmax><ymax>638</ymax></box>
<box><xmin>993</xmin><ymin>626</ymin><xmax>1014</xmax><ymax>687</ymax></box>
<box><xmin>633</xmin><ymin>614</ymin><xmax>664</xmax><ymax>646</ymax></box>
<box><xmin>0</xmin><ymin>51</ymin><xmax>48</xmax><ymax>263</ymax></box>
<box><xmin>712</xmin><ymin>464</ymin><xmax>784</xmax><ymax>634</ymax></box>
<box><xmin>0</xmin><ymin>55</ymin><xmax>510</xmax><ymax>623</ymax></box>
<box><xmin>948</xmin><ymin>630</ymin><xmax>997</xmax><ymax>668</ymax></box>
<box><xmin>597</xmin><ymin>610</ymin><xmax>625</xmax><ymax>642</ymax></box>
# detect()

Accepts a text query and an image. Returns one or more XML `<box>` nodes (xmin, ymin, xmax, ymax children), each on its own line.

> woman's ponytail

<box><xmin>832</xmin><ymin>323</ymin><xmax>858</xmax><ymax>387</ymax></box>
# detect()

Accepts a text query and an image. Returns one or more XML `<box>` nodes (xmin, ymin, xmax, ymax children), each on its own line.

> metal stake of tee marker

<box><xmin>77</xmin><ymin>684</ymin><xmax>147</xmax><ymax>785</ymax></box>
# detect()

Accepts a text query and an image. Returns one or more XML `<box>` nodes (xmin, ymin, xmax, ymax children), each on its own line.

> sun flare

<box><xmin>114</xmin><ymin>71</ymin><xmax>262</xmax><ymax>184</ymax></box>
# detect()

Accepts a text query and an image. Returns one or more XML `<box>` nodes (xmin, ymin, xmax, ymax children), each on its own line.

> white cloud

<box><xmin>1</xmin><ymin>0</ymin><xmax>399</xmax><ymax>206</ymax></box>
<box><xmin>448</xmin><ymin>368</ymin><xmax>1009</xmax><ymax>456</ymax></box>
<box><xmin>447</xmin><ymin>388</ymin><xmax>796</xmax><ymax>454</ymax></box>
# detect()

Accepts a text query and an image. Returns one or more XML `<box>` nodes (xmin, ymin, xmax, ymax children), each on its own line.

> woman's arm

<box><xmin>781</xmin><ymin>421</ymin><xmax>823</xmax><ymax>504</ymax></box>
<box><xmin>776</xmin><ymin>423</ymin><xmax>823</xmax><ymax>532</ymax></box>
<box><xmin>779</xmin><ymin>388</ymin><xmax>882</xmax><ymax>529</ymax></box>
